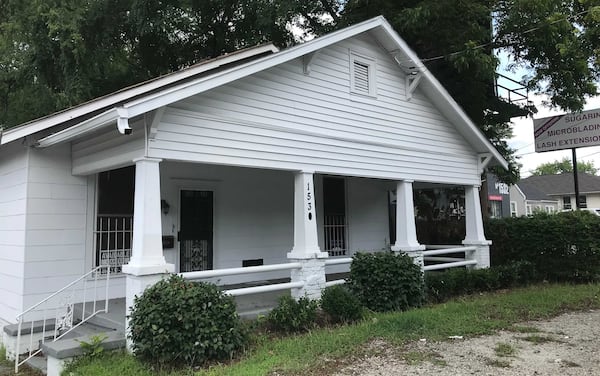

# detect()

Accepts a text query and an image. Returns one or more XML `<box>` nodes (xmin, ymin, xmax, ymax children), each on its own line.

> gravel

<box><xmin>333</xmin><ymin>309</ymin><xmax>600</xmax><ymax>376</ymax></box>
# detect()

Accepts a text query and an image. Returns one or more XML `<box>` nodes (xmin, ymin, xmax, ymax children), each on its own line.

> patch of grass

<box><xmin>64</xmin><ymin>283</ymin><xmax>600</xmax><ymax>376</ymax></box>
<box><xmin>507</xmin><ymin>325</ymin><xmax>541</xmax><ymax>333</ymax></box>
<box><xmin>519</xmin><ymin>334</ymin><xmax>564</xmax><ymax>344</ymax></box>
<box><xmin>494</xmin><ymin>342</ymin><xmax>517</xmax><ymax>357</ymax></box>
<box><xmin>403</xmin><ymin>351</ymin><xmax>446</xmax><ymax>366</ymax></box>
<box><xmin>485</xmin><ymin>358</ymin><xmax>511</xmax><ymax>368</ymax></box>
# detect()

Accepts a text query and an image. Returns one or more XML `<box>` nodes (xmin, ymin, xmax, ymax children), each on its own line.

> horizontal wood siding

<box><xmin>71</xmin><ymin>117</ymin><xmax>146</xmax><ymax>175</ymax></box>
<box><xmin>160</xmin><ymin>162</ymin><xmax>394</xmax><ymax>284</ymax></box>
<box><xmin>0</xmin><ymin>142</ymin><xmax>27</xmax><ymax>323</ymax></box>
<box><xmin>150</xmin><ymin>34</ymin><xmax>479</xmax><ymax>185</ymax></box>
<box><xmin>22</xmin><ymin>144</ymin><xmax>89</xmax><ymax>302</ymax></box>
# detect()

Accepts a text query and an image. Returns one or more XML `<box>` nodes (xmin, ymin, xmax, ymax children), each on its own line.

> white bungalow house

<box><xmin>0</xmin><ymin>16</ymin><xmax>505</xmax><ymax>365</ymax></box>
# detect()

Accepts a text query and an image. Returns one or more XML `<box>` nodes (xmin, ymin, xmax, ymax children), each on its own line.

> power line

<box><xmin>395</xmin><ymin>8</ymin><xmax>593</xmax><ymax>67</ymax></box>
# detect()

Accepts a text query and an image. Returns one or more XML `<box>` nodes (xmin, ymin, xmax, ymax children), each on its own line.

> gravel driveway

<box><xmin>334</xmin><ymin>310</ymin><xmax>600</xmax><ymax>375</ymax></box>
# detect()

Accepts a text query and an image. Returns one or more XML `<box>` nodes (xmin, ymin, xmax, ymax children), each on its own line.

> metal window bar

<box><xmin>324</xmin><ymin>214</ymin><xmax>347</xmax><ymax>256</ymax></box>
<box><xmin>95</xmin><ymin>215</ymin><xmax>133</xmax><ymax>274</ymax></box>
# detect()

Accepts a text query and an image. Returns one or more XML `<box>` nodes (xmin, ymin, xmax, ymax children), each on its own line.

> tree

<box><xmin>339</xmin><ymin>0</ymin><xmax>600</xmax><ymax>183</ymax></box>
<box><xmin>531</xmin><ymin>157</ymin><xmax>597</xmax><ymax>176</ymax></box>
<box><xmin>0</xmin><ymin>0</ymin><xmax>341</xmax><ymax>128</ymax></box>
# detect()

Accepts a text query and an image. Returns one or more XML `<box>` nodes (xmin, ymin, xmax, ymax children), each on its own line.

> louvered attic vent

<box><xmin>350</xmin><ymin>51</ymin><xmax>376</xmax><ymax>97</ymax></box>
<box><xmin>353</xmin><ymin>61</ymin><xmax>370</xmax><ymax>93</ymax></box>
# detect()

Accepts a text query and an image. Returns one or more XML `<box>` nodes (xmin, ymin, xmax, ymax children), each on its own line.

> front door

<box><xmin>179</xmin><ymin>190</ymin><xmax>213</xmax><ymax>272</ymax></box>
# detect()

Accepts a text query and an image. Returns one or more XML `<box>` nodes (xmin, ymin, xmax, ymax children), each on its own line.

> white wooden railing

<box><xmin>423</xmin><ymin>245</ymin><xmax>478</xmax><ymax>271</ymax></box>
<box><xmin>180</xmin><ymin>262</ymin><xmax>304</xmax><ymax>296</ymax></box>
<box><xmin>324</xmin><ymin>257</ymin><xmax>353</xmax><ymax>287</ymax></box>
<box><xmin>14</xmin><ymin>265</ymin><xmax>110</xmax><ymax>373</ymax></box>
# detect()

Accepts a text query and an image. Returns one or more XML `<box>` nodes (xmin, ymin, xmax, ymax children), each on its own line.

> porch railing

<box><xmin>180</xmin><ymin>263</ymin><xmax>304</xmax><ymax>296</ymax></box>
<box><xmin>423</xmin><ymin>245</ymin><xmax>478</xmax><ymax>271</ymax></box>
<box><xmin>14</xmin><ymin>265</ymin><xmax>110</xmax><ymax>373</ymax></box>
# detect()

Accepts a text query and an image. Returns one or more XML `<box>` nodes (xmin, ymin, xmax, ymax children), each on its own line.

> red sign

<box><xmin>488</xmin><ymin>195</ymin><xmax>503</xmax><ymax>201</ymax></box>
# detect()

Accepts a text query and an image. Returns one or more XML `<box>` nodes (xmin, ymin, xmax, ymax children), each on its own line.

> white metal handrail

<box><xmin>14</xmin><ymin>265</ymin><xmax>110</xmax><ymax>373</ymax></box>
<box><xmin>180</xmin><ymin>262</ymin><xmax>304</xmax><ymax>297</ymax></box>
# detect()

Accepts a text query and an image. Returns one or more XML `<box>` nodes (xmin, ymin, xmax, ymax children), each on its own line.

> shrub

<box><xmin>267</xmin><ymin>295</ymin><xmax>318</xmax><ymax>333</ymax></box>
<box><xmin>486</xmin><ymin>211</ymin><xmax>600</xmax><ymax>282</ymax></box>
<box><xmin>128</xmin><ymin>275</ymin><xmax>247</xmax><ymax>368</ymax></box>
<box><xmin>425</xmin><ymin>261</ymin><xmax>537</xmax><ymax>303</ymax></box>
<box><xmin>348</xmin><ymin>252</ymin><xmax>424</xmax><ymax>312</ymax></box>
<box><xmin>320</xmin><ymin>285</ymin><xmax>363</xmax><ymax>323</ymax></box>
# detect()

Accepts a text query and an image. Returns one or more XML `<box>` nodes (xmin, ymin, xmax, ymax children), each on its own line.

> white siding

<box><xmin>0</xmin><ymin>142</ymin><xmax>27</xmax><ymax>324</ymax></box>
<box><xmin>159</xmin><ymin>162</ymin><xmax>391</xmax><ymax>284</ymax></box>
<box><xmin>21</xmin><ymin>144</ymin><xmax>125</xmax><ymax>310</ymax></box>
<box><xmin>150</xmin><ymin>34</ymin><xmax>479</xmax><ymax>185</ymax></box>
<box><xmin>71</xmin><ymin>117</ymin><xmax>146</xmax><ymax>175</ymax></box>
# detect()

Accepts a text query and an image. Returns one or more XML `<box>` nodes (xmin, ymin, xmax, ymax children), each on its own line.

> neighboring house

<box><xmin>0</xmin><ymin>16</ymin><xmax>506</xmax><ymax>344</ymax></box>
<box><xmin>481</xmin><ymin>172</ymin><xmax>511</xmax><ymax>218</ymax></box>
<box><xmin>510</xmin><ymin>173</ymin><xmax>600</xmax><ymax>216</ymax></box>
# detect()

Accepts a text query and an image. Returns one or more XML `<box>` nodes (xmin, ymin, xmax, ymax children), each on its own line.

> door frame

<box><xmin>176</xmin><ymin>182</ymin><xmax>219</xmax><ymax>273</ymax></box>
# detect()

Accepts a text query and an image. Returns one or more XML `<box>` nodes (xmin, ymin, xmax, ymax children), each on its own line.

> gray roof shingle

<box><xmin>517</xmin><ymin>173</ymin><xmax>600</xmax><ymax>199</ymax></box>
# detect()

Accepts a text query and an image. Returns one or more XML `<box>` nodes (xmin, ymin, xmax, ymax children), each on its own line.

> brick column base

<box><xmin>289</xmin><ymin>257</ymin><xmax>327</xmax><ymax>300</ymax></box>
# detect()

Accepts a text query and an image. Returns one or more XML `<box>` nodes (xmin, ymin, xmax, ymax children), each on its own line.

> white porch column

<box><xmin>287</xmin><ymin>171</ymin><xmax>328</xmax><ymax>300</ymax></box>
<box><xmin>462</xmin><ymin>184</ymin><xmax>491</xmax><ymax>268</ymax></box>
<box><xmin>391</xmin><ymin>180</ymin><xmax>425</xmax><ymax>267</ymax></box>
<box><xmin>122</xmin><ymin>157</ymin><xmax>174</xmax><ymax>350</ymax></box>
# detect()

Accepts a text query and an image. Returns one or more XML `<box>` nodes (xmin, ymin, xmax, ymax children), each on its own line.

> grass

<box><xmin>485</xmin><ymin>358</ymin><xmax>511</xmax><ymax>368</ymax></box>
<box><xmin>494</xmin><ymin>342</ymin><xmax>517</xmax><ymax>357</ymax></box>
<box><xmin>63</xmin><ymin>283</ymin><xmax>600</xmax><ymax>376</ymax></box>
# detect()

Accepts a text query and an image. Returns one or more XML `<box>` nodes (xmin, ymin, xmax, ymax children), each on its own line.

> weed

<box><xmin>507</xmin><ymin>325</ymin><xmax>541</xmax><ymax>333</ymax></box>
<box><xmin>494</xmin><ymin>342</ymin><xmax>517</xmax><ymax>357</ymax></box>
<box><xmin>77</xmin><ymin>333</ymin><xmax>108</xmax><ymax>357</ymax></box>
<box><xmin>403</xmin><ymin>351</ymin><xmax>446</xmax><ymax>366</ymax></box>
<box><xmin>485</xmin><ymin>358</ymin><xmax>511</xmax><ymax>368</ymax></box>
<box><xmin>520</xmin><ymin>334</ymin><xmax>564</xmax><ymax>344</ymax></box>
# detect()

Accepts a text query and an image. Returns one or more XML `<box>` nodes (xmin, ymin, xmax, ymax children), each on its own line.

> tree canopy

<box><xmin>1</xmin><ymin>0</ymin><xmax>599</xmax><ymax>183</ymax></box>
<box><xmin>531</xmin><ymin>157</ymin><xmax>598</xmax><ymax>176</ymax></box>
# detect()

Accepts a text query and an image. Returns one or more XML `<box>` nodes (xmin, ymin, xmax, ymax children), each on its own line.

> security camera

<box><xmin>123</xmin><ymin>128</ymin><xmax>133</xmax><ymax>135</ymax></box>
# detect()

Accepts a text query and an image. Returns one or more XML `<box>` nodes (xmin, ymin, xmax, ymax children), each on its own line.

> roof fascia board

<box><xmin>35</xmin><ymin>108</ymin><xmax>119</xmax><ymax>147</ymax></box>
<box><xmin>513</xmin><ymin>184</ymin><xmax>526</xmax><ymax>199</ymax></box>
<box><xmin>378</xmin><ymin>21</ymin><xmax>508</xmax><ymax>170</ymax></box>
<box><xmin>0</xmin><ymin>44</ymin><xmax>279</xmax><ymax>146</ymax></box>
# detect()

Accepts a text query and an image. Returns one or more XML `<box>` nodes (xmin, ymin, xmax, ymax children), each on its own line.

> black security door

<box><xmin>179</xmin><ymin>190</ymin><xmax>213</xmax><ymax>272</ymax></box>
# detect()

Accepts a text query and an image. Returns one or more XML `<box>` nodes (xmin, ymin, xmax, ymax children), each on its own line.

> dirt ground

<box><xmin>333</xmin><ymin>309</ymin><xmax>600</xmax><ymax>375</ymax></box>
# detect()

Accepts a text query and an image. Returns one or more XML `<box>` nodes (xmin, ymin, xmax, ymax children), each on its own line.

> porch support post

<box><xmin>122</xmin><ymin>157</ymin><xmax>174</xmax><ymax>350</ymax></box>
<box><xmin>287</xmin><ymin>171</ymin><xmax>328</xmax><ymax>300</ymax></box>
<box><xmin>462</xmin><ymin>184</ymin><xmax>491</xmax><ymax>268</ymax></box>
<box><xmin>391</xmin><ymin>180</ymin><xmax>425</xmax><ymax>267</ymax></box>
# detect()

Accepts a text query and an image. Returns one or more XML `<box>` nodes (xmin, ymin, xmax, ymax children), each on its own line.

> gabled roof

<box><xmin>0</xmin><ymin>43</ymin><xmax>279</xmax><ymax>144</ymax></box>
<box><xmin>0</xmin><ymin>16</ymin><xmax>507</xmax><ymax>169</ymax></box>
<box><xmin>518</xmin><ymin>173</ymin><xmax>600</xmax><ymax>198</ymax></box>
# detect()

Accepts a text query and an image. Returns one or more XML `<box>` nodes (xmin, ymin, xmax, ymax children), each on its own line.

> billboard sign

<box><xmin>533</xmin><ymin>108</ymin><xmax>600</xmax><ymax>152</ymax></box>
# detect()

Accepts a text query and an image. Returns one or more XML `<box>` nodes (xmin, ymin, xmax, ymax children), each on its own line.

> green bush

<box><xmin>425</xmin><ymin>261</ymin><xmax>537</xmax><ymax>303</ymax></box>
<box><xmin>348</xmin><ymin>252</ymin><xmax>424</xmax><ymax>312</ymax></box>
<box><xmin>486</xmin><ymin>211</ymin><xmax>600</xmax><ymax>282</ymax></box>
<box><xmin>320</xmin><ymin>285</ymin><xmax>363</xmax><ymax>323</ymax></box>
<box><xmin>267</xmin><ymin>295</ymin><xmax>318</xmax><ymax>333</ymax></box>
<box><xmin>128</xmin><ymin>275</ymin><xmax>247</xmax><ymax>368</ymax></box>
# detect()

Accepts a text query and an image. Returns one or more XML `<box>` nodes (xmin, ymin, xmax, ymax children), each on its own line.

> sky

<box><xmin>497</xmin><ymin>53</ymin><xmax>600</xmax><ymax>178</ymax></box>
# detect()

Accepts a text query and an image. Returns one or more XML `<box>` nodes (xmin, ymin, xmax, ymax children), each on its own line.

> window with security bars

<box><xmin>323</xmin><ymin>177</ymin><xmax>347</xmax><ymax>256</ymax></box>
<box><xmin>350</xmin><ymin>52</ymin><xmax>376</xmax><ymax>96</ymax></box>
<box><xmin>94</xmin><ymin>166</ymin><xmax>135</xmax><ymax>274</ymax></box>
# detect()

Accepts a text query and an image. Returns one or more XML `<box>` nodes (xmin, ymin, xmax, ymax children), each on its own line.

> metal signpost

<box><xmin>533</xmin><ymin>108</ymin><xmax>600</xmax><ymax>209</ymax></box>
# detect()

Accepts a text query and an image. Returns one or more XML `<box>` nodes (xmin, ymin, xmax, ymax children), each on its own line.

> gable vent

<box><xmin>350</xmin><ymin>51</ymin><xmax>376</xmax><ymax>97</ymax></box>
<box><xmin>353</xmin><ymin>61</ymin><xmax>370</xmax><ymax>94</ymax></box>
